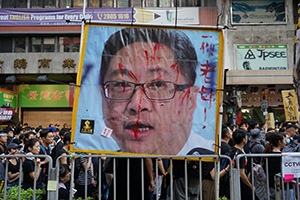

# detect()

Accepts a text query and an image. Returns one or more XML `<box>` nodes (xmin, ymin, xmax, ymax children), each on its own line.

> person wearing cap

<box><xmin>6</xmin><ymin>143</ymin><xmax>22</xmax><ymax>190</ymax></box>
<box><xmin>55</xmin><ymin>124</ymin><xmax>60</xmax><ymax>129</ymax></box>
<box><xmin>39</xmin><ymin>128</ymin><xmax>54</xmax><ymax>185</ymax></box>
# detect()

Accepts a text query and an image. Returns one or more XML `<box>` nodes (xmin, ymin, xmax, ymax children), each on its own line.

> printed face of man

<box><xmin>101</xmin><ymin>42</ymin><xmax>199</xmax><ymax>155</ymax></box>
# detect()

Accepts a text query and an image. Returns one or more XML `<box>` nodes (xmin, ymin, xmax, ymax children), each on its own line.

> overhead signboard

<box><xmin>71</xmin><ymin>25</ymin><xmax>224</xmax><ymax>156</ymax></box>
<box><xmin>237</xmin><ymin>45</ymin><xmax>287</xmax><ymax>70</ymax></box>
<box><xmin>0</xmin><ymin>89</ymin><xmax>17</xmax><ymax>109</ymax></box>
<box><xmin>0</xmin><ymin>7</ymin><xmax>198</xmax><ymax>26</ymax></box>
<box><xmin>18</xmin><ymin>85</ymin><xmax>70</xmax><ymax>107</ymax></box>
<box><xmin>231</xmin><ymin>0</ymin><xmax>286</xmax><ymax>24</ymax></box>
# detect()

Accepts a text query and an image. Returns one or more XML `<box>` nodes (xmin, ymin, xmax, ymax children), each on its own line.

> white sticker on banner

<box><xmin>282</xmin><ymin>152</ymin><xmax>300</xmax><ymax>178</ymax></box>
<box><xmin>101</xmin><ymin>127</ymin><xmax>113</xmax><ymax>138</ymax></box>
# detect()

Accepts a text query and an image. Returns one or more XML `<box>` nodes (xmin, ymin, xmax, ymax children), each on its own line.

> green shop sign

<box><xmin>0</xmin><ymin>89</ymin><xmax>17</xmax><ymax>109</ymax></box>
<box><xmin>19</xmin><ymin>85</ymin><xmax>70</xmax><ymax>107</ymax></box>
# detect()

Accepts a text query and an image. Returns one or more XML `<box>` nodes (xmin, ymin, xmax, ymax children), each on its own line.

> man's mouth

<box><xmin>124</xmin><ymin>122</ymin><xmax>153</xmax><ymax>139</ymax></box>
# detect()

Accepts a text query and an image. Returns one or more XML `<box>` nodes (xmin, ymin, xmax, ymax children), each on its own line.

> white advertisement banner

<box><xmin>237</xmin><ymin>45</ymin><xmax>287</xmax><ymax>70</ymax></box>
<box><xmin>282</xmin><ymin>153</ymin><xmax>300</xmax><ymax>178</ymax></box>
<box><xmin>135</xmin><ymin>7</ymin><xmax>199</xmax><ymax>25</ymax></box>
<box><xmin>231</xmin><ymin>0</ymin><xmax>286</xmax><ymax>24</ymax></box>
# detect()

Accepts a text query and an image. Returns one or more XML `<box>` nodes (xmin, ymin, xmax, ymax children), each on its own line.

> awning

<box><xmin>226</xmin><ymin>69</ymin><xmax>293</xmax><ymax>85</ymax></box>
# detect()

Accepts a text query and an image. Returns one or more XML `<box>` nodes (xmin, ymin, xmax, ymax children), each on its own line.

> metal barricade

<box><xmin>236</xmin><ymin>153</ymin><xmax>300</xmax><ymax>200</ymax></box>
<box><xmin>0</xmin><ymin>154</ymin><xmax>55</xmax><ymax>200</ymax></box>
<box><xmin>56</xmin><ymin>154</ymin><xmax>234</xmax><ymax>200</ymax></box>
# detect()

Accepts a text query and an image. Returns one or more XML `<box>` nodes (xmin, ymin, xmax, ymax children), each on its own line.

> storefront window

<box><xmin>59</xmin><ymin>0</ymin><xmax>72</xmax><ymax>7</ymax></box>
<box><xmin>30</xmin><ymin>37</ymin><xmax>42</xmax><ymax>52</ymax></box>
<box><xmin>72</xmin><ymin>37</ymin><xmax>80</xmax><ymax>52</ymax></box>
<box><xmin>43</xmin><ymin>37</ymin><xmax>55</xmax><ymax>52</ymax></box>
<box><xmin>59</xmin><ymin>37</ymin><xmax>70</xmax><ymax>52</ymax></box>
<box><xmin>2</xmin><ymin>0</ymin><xmax>15</xmax><ymax>8</ymax></box>
<box><xmin>131</xmin><ymin>0</ymin><xmax>141</xmax><ymax>7</ymax></box>
<box><xmin>31</xmin><ymin>0</ymin><xmax>42</xmax><ymax>8</ymax></box>
<box><xmin>159</xmin><ymin>0</ymin><xmax>172</xmax><ymax>7</ymax></box>
<box><xmin>74</xmin><ymin>0</ymin><xmax>84</xmax><ymax>7</ymax></box>
<box><xmin>89</xmin><ymin>0</ymin><xmax>99</xmax><ymax>7</ymax></box>
<box><xmin>0</xmin><ymin>37</ymin><xmax>12</xmax><ymax>53</ymax></box>
<box><xmin>146</xmin><ymin>0</ymin><xmax>157</xmax><ymax>7</ymax></box>
<box><xmin>102</xmin><ymin>0</ymin><xmax>113</xmax><ymax>7</ymax></box>
<box><xmin>2</xmin><ymin>0</ymin><xmax>27</xmax><ymax>8</ymax></box>
<box><xmin>117</xmin><ymin>0</ymin><xmax>128</xmax><ymax>7</ymax></box>
<box><xmin>14</xmin><ymin>37</ymin><xmax>26</xmax><ymax>53</ymax></box>
<box><xmin>45</xmin><ymin>0</ymin><xmax>56</xmax><ymax>8</ymax></box>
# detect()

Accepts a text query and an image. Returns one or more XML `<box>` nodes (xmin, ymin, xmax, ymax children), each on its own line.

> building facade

<box><xmin>218</xmin><ymin>0</ymin><xmax>297</xmax><ymax>125</ymax></box>
<box><xmin>0</xmin><ymin>0</ymin><xmax>218</xmax><ymax>127</ymax></box>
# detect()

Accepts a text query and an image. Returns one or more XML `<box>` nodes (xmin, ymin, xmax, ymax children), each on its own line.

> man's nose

<box><xmin>126</xmin><ymin>86</ymin><xmax>152</xmax><ymax>115</ymax></box>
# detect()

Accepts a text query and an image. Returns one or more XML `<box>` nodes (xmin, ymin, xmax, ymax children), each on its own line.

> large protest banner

<box><xmin>71</xmin><ymin>25</ymin><xmax>223</xmax><ymax>155</ymax></box>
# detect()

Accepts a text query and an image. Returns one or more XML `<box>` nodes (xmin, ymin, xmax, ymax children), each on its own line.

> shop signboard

<box><xmin>237</xmin><ymin>45</ymin><xmax>287</xmax><ymax>70</ymax></box>
<box><xmin>0</xmin><ymin>89</ymin><xmax>17</xmax><ymax>109</ymax></box>
<box><xmin>0</xmin><ymin>108</ymin><xmax>15</xmax><ymax>125</ymax></box>
<box><xmin>0</xmin><ymin>7</ymin><xmax>198</xmax><ymax>26</ymax></box>
<box><xmin>18</xmin><ymin>85</ymin><xmax>70</xmax><ymax>107</ymax></box>
<box><xmin>231</xmin><ymin>0</ymin><xmax>286</xmax><ymax>24</ymax></box>
<box><xmin>282</xmin><ymin>90</ymin><xmax>299</xmax><ymax>122</ymax></box>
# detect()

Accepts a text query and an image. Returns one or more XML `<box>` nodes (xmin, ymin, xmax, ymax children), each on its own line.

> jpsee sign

<box><xmin>237</xmin><ymin>45</ymin><xmax>287</xmax><ymax>70</ymax></box>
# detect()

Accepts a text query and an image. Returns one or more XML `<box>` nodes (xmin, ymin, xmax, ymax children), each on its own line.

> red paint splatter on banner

<box><xmin>203</xmin><ymin>126</ymin><xmax>206</xmax><ymax>129</ymax></box>
<box><xmin>151</xmin><ymin>43</ymin><xmax>164</xmax><ymax>61</ymax></box>
<box><xmin>143</xmin><ymin>50</ymin><xmax>149</xmax><ymax>66</ymax></box>
<box><xmin>204</xmin><ymin>107</ymin><xmax>206</xmax><ymax>122</ymax></box>
<box><xmin>133</xmin><ymin>96</ymin><xmax>143</xmax><ymax>139</ymax></box>
<box><xmin>118</xmin><ymin>63</ymin><xmax>124</xmax><ymax>77</ymax></box>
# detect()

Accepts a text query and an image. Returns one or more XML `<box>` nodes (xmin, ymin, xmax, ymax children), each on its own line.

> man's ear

<box><xmin>188</xmin><ymin>85</ymin><xmax>199</xmax><ymax>121</ymax></box>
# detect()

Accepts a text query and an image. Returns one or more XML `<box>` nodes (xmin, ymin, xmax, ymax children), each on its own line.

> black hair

<box><xmin>24</xmin><ymin>138</ymin><xmax>39</xmax><ymax>153</ymax></box>
<box><xmin>233</xmin><ymin>129</ymin><xmax>247</xmax><ymax>145</ymax></box>
<box><xmin>248</xmin><ymin>120</ymin><xmax>258</xmax><ymax>130</ymax></box>
<box><xmin>221</xmin><ymin>125</ymin><xmax>229</xmax><ymax>139</ymax></box>
<box><xmin>59</xmin><ymin>164</ymin><xmax>70</xmax><ymax>178</ymax></box>
<box><xmin>59</xmin><ymin>128</ymin><xmax>69</xmax><ymax>137</ymax></box>
<box><xmin>239</xmin><ymin>120</ymin><xmax>247</xmax><ymax>127</ymax></box>
<box><xmin>63</xmin><ymin>132</ymin><xmax>71</xmax><ymax>144</ymax></box>
<box><xmin>13</xmin><ymin>126</ymin><xmax>23</xmax><ymax>136</ymax></box>
<box><xmin>264</xmin><ymin>132</ymin><xmax>285</xmax><ymax>153</ymax></box>
<box><xmin>100</xmin><ymin>28</ymin><xmax>197</xmax><ymax>86</ymax></box>
<box><xmin>25</xmin><ymin>132</ymin><xmax>35</xmax><ymax>140</ymax></box>
<box><xmin>40</xmin><ymin>129</ymin><xmax>51</xmax><ymax>138</ymax></box>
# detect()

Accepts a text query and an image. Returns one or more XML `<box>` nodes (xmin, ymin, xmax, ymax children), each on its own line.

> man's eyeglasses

<box><xmin>102</xmin><ymin>81</ymin><xmax>191</xmax><ymax>100</ymax></box>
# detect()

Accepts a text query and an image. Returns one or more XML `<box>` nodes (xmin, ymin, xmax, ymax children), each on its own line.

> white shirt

<box><xmin>177</xmin><ymin>130</ymin><xmax>215</xmax><ymax>155</ymax></box>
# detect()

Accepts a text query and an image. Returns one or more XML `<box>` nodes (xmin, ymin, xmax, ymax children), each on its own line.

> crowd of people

<box><xmin>217</xmin><ymin>120</ymin><xmax>299</xmax><ymax>200</ymax></box>
<box><xmin>0</xmin><ymin>123</ymin><xmax>99</xmax><ymax>200</ymax></box>
<box><xmin>0</xmin><ymin>120</ymin><xmax>298</xmax><ymax>200</ymax></box>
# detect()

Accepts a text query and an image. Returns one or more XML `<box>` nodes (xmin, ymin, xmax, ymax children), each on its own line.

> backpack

<box><xmin>253</xmin><ymin>163</ymin><xmax>266</xmax><ymax>183</ymax></box>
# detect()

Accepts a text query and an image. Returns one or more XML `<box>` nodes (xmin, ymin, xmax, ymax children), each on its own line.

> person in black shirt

<box><xmin>6</xmin><ymin>143</ymin><xmax>22</xmax><ymax>190</ymax></box>
<box><xmin>23</xmin><ymin>138</ymin><xmax>43</xmax><ymax>190</ymax></box>
<box><xmin>221</xmin><ymin>125</ymin><xmax>232</xmax><ymax>155</ymax></box>
<box><xmin>58</xmin><ymin>164</ymin><xmax>71</xmax><ymax>200</ymax></box>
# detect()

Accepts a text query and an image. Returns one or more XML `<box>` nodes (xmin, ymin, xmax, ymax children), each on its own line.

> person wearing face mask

<box><xmin>6</xmin><ymin>143</ymin><xmax>22</xmax><ymax>190</ymax></box>
<box><xmin>282</xmin><ymin>125</ymin><xmax>300</xmax><ymax>153</ymax></box>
